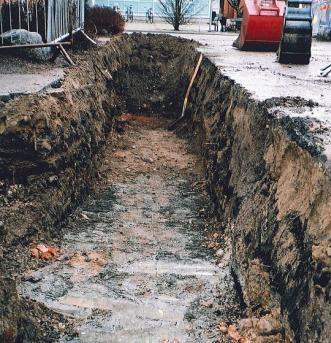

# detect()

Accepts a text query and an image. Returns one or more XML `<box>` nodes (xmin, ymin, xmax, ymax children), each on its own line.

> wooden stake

<box><xmin>80</xmin><ymin>30</ymin><xmax>98</xmax><ymax>46</ymax></box>
<box><xmin>58</xmin><ymin>44</ymin><xmax>75</xmax><ymax>66</ymax></box>
<box><xmin>169</xmin><ymin>53</ymin><xmax>203</xmax><ymax>130</ymax></box>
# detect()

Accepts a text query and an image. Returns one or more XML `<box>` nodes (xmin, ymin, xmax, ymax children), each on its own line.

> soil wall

<box><xmin>0</xmin><ymin>36</ymin><xmax>129</xmax><ymax>342</ymax></box>
<box><xmin>0</xmin><ymin>34</ymin><xmax>329</xmax><ymax>342</ymax></box>
<box><xmin>184</xmin><ymin>59</ymin><xmax>331</xmax><ymax>342</ymax></box>
<box><xmin>0</xmin><ymin>34</ymin><xmax>197</xmax><ymax>342</ymax></box>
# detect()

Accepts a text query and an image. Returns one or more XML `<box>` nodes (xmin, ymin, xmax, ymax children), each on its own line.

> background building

<box><xmin>91</xmin><ymin>0</ymin><xmax>211</xmax><ymax>19</ymax></box>
<box><xmin>220</xmin><ymin>0</ymin><xmax>236</xmax><ymax>18</ymax></box>
<box><xmin>312</xmin><ymin>0</ymin><xmax>331</xmax><ymax>38</ymax></box>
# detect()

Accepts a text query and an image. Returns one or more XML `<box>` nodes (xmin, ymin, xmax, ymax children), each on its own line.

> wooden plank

<box><xmin>169</xmin><ymin>53</ymin><xmax>203</xmax><ymax>130</ymax></box>
<box><xmin>80</xmin><ymin>30</ymin><xmax>97</xmax><ymax>46</ymax></box>
<box><xmin>0</xmin><ymin>42</ymin><xmax>72</xmax><ymax>49</ymax></box>
<box><xmin>58</xmin><ymin>43</ymin><xmax>75</xmax><ymax>66</ymax></box>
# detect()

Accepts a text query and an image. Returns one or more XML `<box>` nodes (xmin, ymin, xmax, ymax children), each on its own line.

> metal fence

<box><xmin>0</xmin><ymin>0</ymin><xmax>85</xmax><ymax>46</ymax></box>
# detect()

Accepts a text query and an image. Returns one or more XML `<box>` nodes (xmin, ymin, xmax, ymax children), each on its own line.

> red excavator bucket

<box><xmin>234</xmin><ymin>0</ymin><xmax>286</xmax><ymax>51</ymax></box>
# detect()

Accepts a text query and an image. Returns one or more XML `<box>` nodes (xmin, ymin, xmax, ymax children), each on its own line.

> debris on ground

<box><xmin>218</xmin><ymin>311</ymin><xmax>285</xmax><ymax>343</ymax></box>
<box><xmin>80</xmin><ymin>212</ymin><xmax>90</xmax><ymax>220</ymax></box>
<box><xmin>30</xmin><ymin>243</ymin><xmax>61</xmax><ymax>260</ymax></box>
<box><xmin>200</xmin><ymin>299</ymin><xmax>213</xmax><ymax>308</ymax></box>
<box><xmin>227</xmin><ymin>324</ymin><xmax>243</xmax><ymax>342</ymax></box>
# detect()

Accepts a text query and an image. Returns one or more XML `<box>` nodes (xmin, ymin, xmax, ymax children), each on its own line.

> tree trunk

<box><xmin>174</xmin><ymin>11</ymin><xmax>180</xmax><ymax>31</ymax></box>
<box><xmin>174</xmin><ymin>1</ymin><xmax>180</xmax><ymax>30</ymax></box>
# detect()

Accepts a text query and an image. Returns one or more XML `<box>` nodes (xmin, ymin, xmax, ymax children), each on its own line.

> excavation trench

<box><xmin>0</xmin><ymin>34</ymin><xmax>330</xmax><ymax>342</ymax></box>
<box><xmin>19</xmin><ymin>115</ymin><xmax>241</xmax><ymax>342</ymax></box>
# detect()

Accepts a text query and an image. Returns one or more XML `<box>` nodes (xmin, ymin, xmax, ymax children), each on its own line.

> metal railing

<box><xmin>47</xmin><ymin>0</ymin><xmax>85</xmax><ymax>42</ymax></box>
<box><xmin>0</xmin><ymin>0</ymin><xmax>85</xmax><ymax>46</ymax></box>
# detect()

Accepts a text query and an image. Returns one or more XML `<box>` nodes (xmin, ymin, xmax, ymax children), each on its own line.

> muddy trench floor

<box><xmin>19</xmin><ymin>114</ymin><xmax>241</xmax><ymax>342</ymax></box>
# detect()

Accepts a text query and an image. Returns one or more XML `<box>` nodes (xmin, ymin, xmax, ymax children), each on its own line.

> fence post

<box><xmin>18</xmin><ymin>0</ymin><xmax>22</xmax><ymax>41</ymax></box>
<box><xmin>47</xmin><ymin>0</ymin><xmax>52</xmax><ymax>41</ymax></box>
<box><xmin>26</xmin><ymin>0</ymin><xmax>30</xmax><ymax>32</ymax></box>
<box><xmin>43</xmin><ymin>0</ymin><xmax>47</xmax><ymax>41</ymax></box>
<box><xmin>0</xmin><ymin>5</ymin><xmax>3</xmax><ymax>45</ymax></box>
<box><xmin>68</xmin><ymin>0</ymin><xmax>73</xmax><ymax>43</ymax></box>
<box><xmin>35</xmin><ymin>2</ymin><xmax>39</xmax><ymax>33</ymax></box>
<box><xmin>9</xmin><ymin>0</ymin><xmax>13</xmax><ymax>42</ymax></box>
<box><xmin>81</xmin><ymin>0</ymin><xmax>85</xmax><ymax>28</ymax></box>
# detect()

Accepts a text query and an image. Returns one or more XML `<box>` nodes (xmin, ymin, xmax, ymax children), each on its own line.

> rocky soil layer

<box><xmin>0</xmin><ymin>34</ymin><xmax>330</xmax><ymax>342</ymax></box>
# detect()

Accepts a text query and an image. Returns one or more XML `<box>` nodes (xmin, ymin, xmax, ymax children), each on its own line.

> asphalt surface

<box><xmin>182</xmin><ymin>34</ymin><xmax>331</xmax><ymax>107</ymax></box>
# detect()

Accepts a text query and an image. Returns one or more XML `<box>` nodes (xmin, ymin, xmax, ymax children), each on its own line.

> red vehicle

<box><xmin>234</xmin><ymin>0</ymin><xmax>286</xmax><ymax>50</ymax></box>
<box><xmin>234</xmin><ymin>0</ymin><xmax>314</xmax><ymax>64</ymax></box>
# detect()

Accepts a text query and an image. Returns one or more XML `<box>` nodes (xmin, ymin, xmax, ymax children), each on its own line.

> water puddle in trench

<box><xmin>19</xmin><ymin>115</ymin><xmax>240</xmax><ymax>342</ymax></box>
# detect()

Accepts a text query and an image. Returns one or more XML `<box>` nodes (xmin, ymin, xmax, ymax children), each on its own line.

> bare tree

<box><xmin>158</xmin><ymin>0</ymin><xmax>201</xmax><ymax>31</ymax></box>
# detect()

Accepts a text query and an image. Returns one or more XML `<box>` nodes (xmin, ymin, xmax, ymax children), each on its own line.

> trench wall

<box><xmin>0</xmin><ymin>34</ymin><xmax>197</xmax><ymax>341</ymax></box>
<box><xmin>184</xmin><ymin>60</ymin><xmax>331</xmax><ymax>342</ymax></box>
<box><xmin>0</xmin><ymin>34</ymin><xmax>330</xmax><ymax>342</ymax></box>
